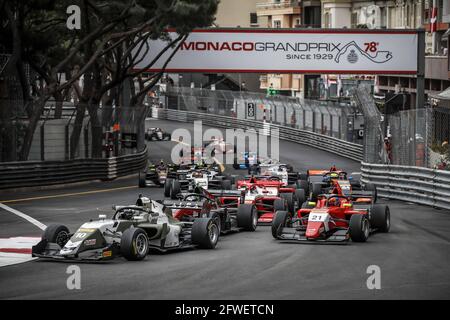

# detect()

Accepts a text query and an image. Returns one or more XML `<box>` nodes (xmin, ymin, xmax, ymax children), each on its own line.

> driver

<box><xmin>157</xmin><ymin>159</ymin><xmax>166</xmax><ymax>170</ymax></box>
<box><xmin>330</xmin><ymin>165</ymin><xmax>337</xmax><ymax>171</ymax></box>
<box><xmin>328</xmin><ymin>197</ymin><xmax>341</xmax><ymax>207</ymax></box>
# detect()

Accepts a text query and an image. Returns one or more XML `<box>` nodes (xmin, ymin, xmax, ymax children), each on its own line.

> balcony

<box><xmin>256</xmin><ymin>1</ymin><xmax>301</xmax><ymax>16</ymax></box>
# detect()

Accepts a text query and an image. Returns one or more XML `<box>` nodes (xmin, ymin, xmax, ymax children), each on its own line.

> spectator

<box><xmin>384</xmin><ymin>137</ymin><xmax>393</xmax><ymax>163</ymax></box>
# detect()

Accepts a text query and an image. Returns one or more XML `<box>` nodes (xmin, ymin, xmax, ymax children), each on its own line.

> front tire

<box><xmin>191</xmin><ymin>218</ymin><xmax>219</xmax><ymax>249</ymax></box>
<box><xmin>121</xmin><ymin>228</ymin><xmax>149</xmax><ymax>261</ymax></box>
<box><xmin>349</xmin><ymin>214</ymin><xmax>370</xmax><ymax>242</ymax></box>
<box><xmin>43</xmin><ymin>224</ymin><xmax>70</xmax><ymax>248</ymax></box>
<box><xmin>237</xmin><ymin>204</ymin><xmax>257</xmax><ymax>231</ymax></box>
<box><xmin>272</xmin><ymin>211</ymin><xmax>288</xmax><ymax>239</ymax></box>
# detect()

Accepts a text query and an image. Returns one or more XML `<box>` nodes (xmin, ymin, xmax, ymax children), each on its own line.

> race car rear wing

<box><xmin>206</xmin><ymin>189</ymin><xmax>244</xmax><ymax>198</ymax></box>
<box><xmin>163</xmin><ymin>200</ymin><xmax>205</xmax><ymax>209</ymax></box>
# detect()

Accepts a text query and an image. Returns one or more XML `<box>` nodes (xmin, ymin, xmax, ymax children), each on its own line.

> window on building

<box><xmin>324</xmin><ymin>12</ymin><xmax>330</xmax><ymax>28</ymax></box>
<box><xmin>250</xmin><ymin>13</ymin><xmax>258</xmax><ymax>25</ymax></box>
<box><xmin>351</xmin><ymin>12</ymin><xmax>358</xmax><ymax>28</ymax></box>
<box><xmin>273</xmin><ymin>20</ymin><xmax>281</xmax><ymax>28</ymax></box>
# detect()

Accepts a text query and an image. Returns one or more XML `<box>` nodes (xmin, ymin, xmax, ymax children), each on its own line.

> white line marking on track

<box><xmin>0</xmin><ymin>203</ymin><xmax>47</xmax><ymax>230</ymax></box>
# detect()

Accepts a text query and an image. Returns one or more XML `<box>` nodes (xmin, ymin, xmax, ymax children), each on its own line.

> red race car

<box><xmin>271</xmin><ymin>185</ymin><xmax>390</xmax><ymax>243</ymax></box>
<box><xmin>163</xmin><ymin>189</ymin><xmax>258</xmax><ymax>234</ymax></box>
<box><xmin>234</xmin><ymin>176</ymin><xmax>306</xmax><ymax>224</ymax></box>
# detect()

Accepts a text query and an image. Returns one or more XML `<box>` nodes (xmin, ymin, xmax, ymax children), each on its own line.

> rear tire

<box><xmin>294</xmin><ymin>189</ymin><xmax>306</xmax><ymax>210</ymax></box>
<box><xmin>349</xmin><ymin>214</ymin><xmax>370</xmax><ymax>242</ymax></box>
<box><xmin>364</xmin><ymin>183</ymin><xmax>378</xmax><ymax>203</ymax></box>
<box><xmin>139</xmin><ymin>172</ymin><xmax>146</xmax><ymax>188</ymax></box>
<box><xmin>272</xmin><ymin>211</ymin><xmax>288</xmax><ymax>239</ymax></box>
<box><xmin>164</xmin><ymin>178</ymin><xmax>172</xmax><ymax>197</ymax></box>
<box><xmin>170</xmin><ymin>179</ymin><xmax>181</xmax><ymax>200</ymax></box>
<box><xmin>191</xmin><ymin>218</ymin><xmax>219</xmax><ymax>249</ymax></box>
<box><xmin>370</xmin><ymin>205</ymin><xmax>390</xmax><ymax>232</ymax></box>
<box><xmin>311</xmin><ymin>183</ymin><xmax>322</xmax><ymax>200</ymax></box>
<box><xmin>237</xmin><ymin>204</ymin><xmax>257</xmax><ymax>231</ymax></box>
<box><xmin>280</xmin><ymin>193</ymin><xmax>294</xmax><ymax>214</ymax></box>
<box><xmin>273</xmin><ymin>199</ymin><xmax>286</xmax><ymax>213</ymax></box>
<box><xmin>221</xmin><ymin>179</ymin><xmax>232</xmax><ymax>190</ymax></box>
<box><xmin>121</xmin><ymin>228</ymin><xmax>148</xmax><ymax>261</ymax></box>
<box><xmin>43</xmin><ymin>224</ymin><xmax>70</xmax><ymax>248</ymax></box>
<box><xmin>297</xmin><ymin>179</ymin><xmax>309</xmax><ymax>195</ymax></box>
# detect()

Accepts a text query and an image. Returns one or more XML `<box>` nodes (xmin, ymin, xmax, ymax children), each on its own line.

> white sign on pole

<box><xmin>135</xmin><ymin>29</ymin><xmax>418</xmax><ymax>74</ymax></box>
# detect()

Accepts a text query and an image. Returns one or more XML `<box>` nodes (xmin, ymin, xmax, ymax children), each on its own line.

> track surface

<box><xmin>0</xmin><ymin>119</ymin><xmax>449</xmax><ymax>299</ymax></box>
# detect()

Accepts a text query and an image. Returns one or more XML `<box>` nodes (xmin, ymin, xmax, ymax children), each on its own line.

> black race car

<box><xmin>145</xmin><ymin>127</ymin><xmax>171</xmax><ymax>141</ymax></box>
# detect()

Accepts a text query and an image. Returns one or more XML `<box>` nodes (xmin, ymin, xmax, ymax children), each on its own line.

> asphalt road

<box><xmin>0</xmin><ymin>119</ymin><xmax>449</xmax><ymax>299</ymax></box>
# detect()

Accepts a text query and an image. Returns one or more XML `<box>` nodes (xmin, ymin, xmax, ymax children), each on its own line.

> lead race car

<box><xmin>145</xmin><ymin>127</ymin><xmax>171</xmax><ymax>141</ymax></box>
<box><xmin>272</xmin><ymin>184</ymin><xmax>390</xmax><ymax>243</ymax></box>
<box><xmin>32</xmin><ymin>195</ymin><xmax>219</xmax><ymax>261</ymax></box>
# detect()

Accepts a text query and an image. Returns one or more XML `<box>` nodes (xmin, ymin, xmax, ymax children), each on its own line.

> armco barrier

<box><xmin>152</xmin><ymin>108</ymin><xmax>363</xmax><ymax>162</ymax></box>
<box><xmin>361</xmin><ymin>162</ymin><xmax>450</xmax><ymax>210</ymax></box>
<box><xmin>0</xmin><ymin>147</ymin><xmax>148</xmax><ymax>189</ymax></box>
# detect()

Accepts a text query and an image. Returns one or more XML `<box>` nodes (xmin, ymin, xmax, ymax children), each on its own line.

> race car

<box><xmin>300</xmin><ymin>167</ymin><xmax>376</xmax><ymax>202</ymax></box>
<box><xmin>145</xmin><ymin>127</ymin><xmax>171</xmax><ymax>141</ymax></box>
<box><xmin>138</xmin><ymin>162</ymin><xmax>178</xmax><ymax>187</ymax></box>
<box><xmin>32</xmin><ymin>195</ymin><xmax>219</xmax><ymax>261</ymax></box>
<box><xmin>233</xmin><ymin>151</ymin><xmax>258</xmax><ymax>170</ymax></box>
<box><xmin>272</xmin><ymin>192</ymin><xmax>390</xmax><ymax>243</ymax></box>
<box><xmin>163</xmin><ymin>189</ymin><xmax>258</xmax><ymax>234</ymax></box>
<box><xmin>252</xmin><ymin>161</ymin><xmax>301</xmax><ymax>186</ymax></box>
<box><xmin>234</xmin><ymin>176</ymin><xmax>306</xmax><ymax>224</ymax></box>
<box><xmin>164</xmin><ymin>168</ymin><xmax>233</xmax><ymax>199</ymax></box>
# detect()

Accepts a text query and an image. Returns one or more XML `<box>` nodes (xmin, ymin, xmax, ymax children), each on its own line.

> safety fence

<box><xmin>151</xmin><ymin>107</ymin><xmax>363</xmax><ymax>162</ymax></box>
<box><xmin>159</xmin><ymin>86</ymin><xmax>363</xmax><ymax>144</ymax></box>
<box><xmin>361</xmin><ymin>162</ymin><xmax>450</xmax><ymax>210</ymax></box>
<box><xmin>0</xmin><ymin>147</ymin><xmax>147</xmax><ymax>189</ymax></box>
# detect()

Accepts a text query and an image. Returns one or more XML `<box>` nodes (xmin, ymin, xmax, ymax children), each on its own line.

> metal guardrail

<box><xmin>152</xmin><ymin>108</ymin><xmax>363</xmax><ymax>162</ymax></box>
<box><xmin>361</xmin><ymin>162</ymin><xmax>450</xmax><ymax>210</ymax></box>
<box><xmin>0</xmin><ymin>147</ymin><xmax>148</xmax><ymax>189</ymax></box>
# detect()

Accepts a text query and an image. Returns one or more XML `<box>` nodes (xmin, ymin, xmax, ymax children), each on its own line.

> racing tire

<box><xmin>296</xmin><ymin>179</ymin><xmax>309</xmax><ymax>195</ymax></box>
<box><xmin>138</xmin><ymin>171</ymin><xmax>146</xmax><ymax>188</ymax></box>
<box><xmin>311</xmin><ymin>183</ymin><xmax>322</xmax><ymax>200</ymax></box>
<box><xmin>294</xmin><ymin>189</ymin><xmax>306</xmax><ymax>210</ymax></box>
<box><xmin>164</xmin><ymin>178</ymin><xmax>172</xmax><ymax>197</ymax></box>
<box><xmin>209</xmin><ymin>212</ymin><xmax>223</xmax><ymax>234</ymax></box>
<box><xmin>272</xmin><ymin>211</ymin><xmax>289</xmax><ymax>239</ymax></box>
<box><xmin>301</xmin><ymin>201</ymin><xmax>316</xmax><ymax>209</ymax></box>
<box><xmin>273</xmin><ymin>199</ymin><xmax>286</xmax><ymax>213</ymax></box>
<box><xmin>170</xmin><ymin>179</ymin><xmax>181</xmax><ymax>200</ymax></box>
<box><xmin>364</xmin><ymin>183</ymin><xmax>378</xmax><ymax>203</ymax></box>
<box><xmin>349</xmin><ymin>214</ymin><xmax>370</xmax><ymax>242</ymax></box>
<box><xmin>370</xmin><ymin>205</ymin><xmax>390</xmax><ymax>233</ymax></box>
<box><xmin>221</xmin><ymin>179</ymin><xmax>232</xmax><ymax>190</ymax></box>
<box><xmin>191</xmin><ymin>218</ymin><xmax>219</xmax><ymax>249</ymax></box>
<box><xmin>121</xmin><ymin>228</ymin><xmax>149</xmax><ymax>261</ymax></box>
<box><xmin>237</xmin><ymin>204</ymin><xmax>257</xmax><ymax>231</ymax></box>
<box><xmin>43</xmin><ymin>224</ymin><xmax>70</xmax><ymax>248</ymax></box>
<box><xmin>280</xmin><ymin>193</ymin><xmax>294</xmax><ymax>215</ymax></box>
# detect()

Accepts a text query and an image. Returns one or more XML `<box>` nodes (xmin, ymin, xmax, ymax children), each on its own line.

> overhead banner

<box><xmin>135</xmin><ymin>29</ymin><xmax>419</xmax><ymax>74</ymax></box>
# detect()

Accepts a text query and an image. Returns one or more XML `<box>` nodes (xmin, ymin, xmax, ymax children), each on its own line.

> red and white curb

<box><xmin>0</xmin><ymin>237</ymin><xmax>41</xmax><ymax>267</ymax></box>
<box><xmin>0</xmin><ymin>202</ymin><xmax>46</xmax><ymax>267</ymax></box>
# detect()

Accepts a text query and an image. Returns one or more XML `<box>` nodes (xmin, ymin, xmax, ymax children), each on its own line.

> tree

<box><xmin>0</xmin><ymin>0</ymin><xmax>218</xmax><ymax>160</ymax></box>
